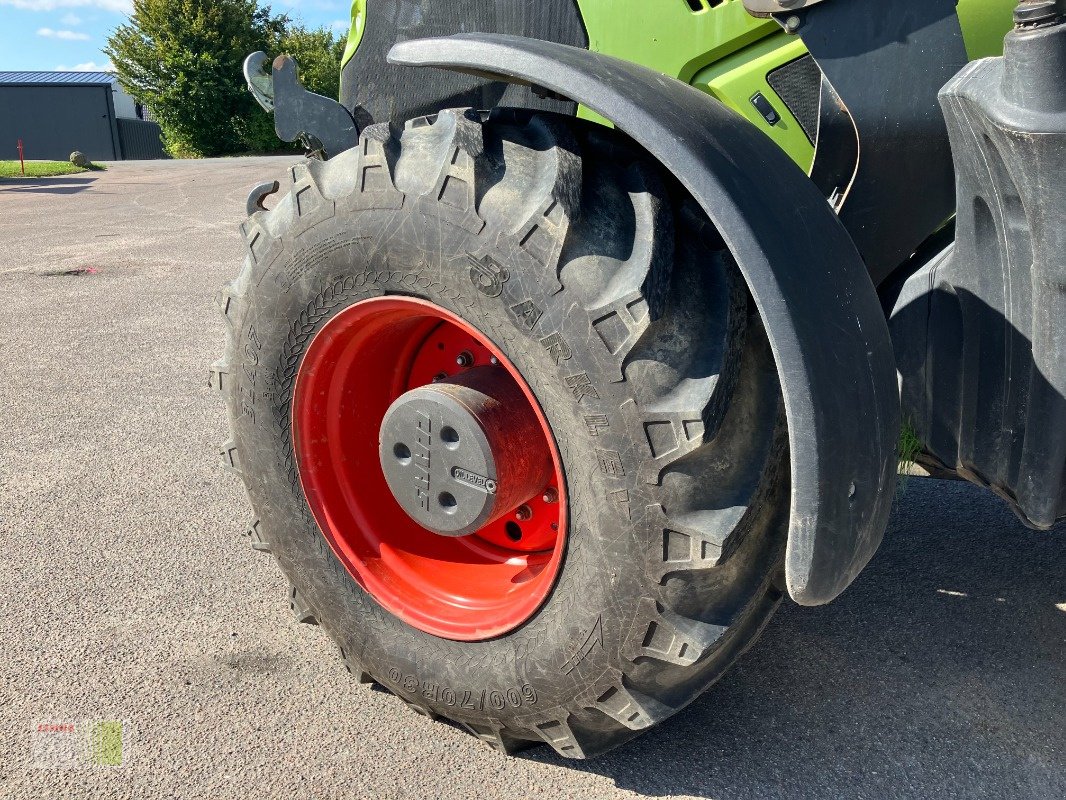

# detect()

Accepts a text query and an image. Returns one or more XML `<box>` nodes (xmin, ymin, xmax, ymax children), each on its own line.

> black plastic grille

<box><xmin>766</xmin><ymin>54</ymin><xmax>822</xmax><ymax>144</ymax></box>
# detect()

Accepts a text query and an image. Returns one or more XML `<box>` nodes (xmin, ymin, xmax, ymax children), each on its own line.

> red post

<box><xmin>17</xmin><ymin>139</ymin><xmax>24</xmax><ymax>175</ymax></box>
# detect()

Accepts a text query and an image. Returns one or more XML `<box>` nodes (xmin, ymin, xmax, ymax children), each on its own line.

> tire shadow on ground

<box><xmin>526</xmin><ymin>478</ymin><xmax>1066</xmax><ymax>800</ymax></box>
<box><xmin>0</xmin><ymin>176</ymin><xmax>99</xmax><ymax>195</ymax></box>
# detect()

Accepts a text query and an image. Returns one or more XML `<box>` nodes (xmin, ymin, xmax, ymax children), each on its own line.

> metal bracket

<box><xmin>243</xmin><ymin>51</ymin><xmax>359</xmax><ymax>159</ymax></box>
<box><xmin>246</xmin><ymin>180</ymin><xmax>280</xmax><ymax>216</ymax></box>
<box><xmin>243</xmin><ymin>52</ymin><xmax>276</xmax><ymax>112</ymax></box>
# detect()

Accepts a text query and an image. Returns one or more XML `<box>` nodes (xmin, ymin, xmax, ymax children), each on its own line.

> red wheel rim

<box><xmin>292</xmin><ymin>296</ymin><xmax>567</xmax><ymax>640</ymax></box>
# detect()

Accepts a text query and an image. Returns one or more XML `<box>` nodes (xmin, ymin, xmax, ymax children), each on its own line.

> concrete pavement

<box><xmin>0</xmin><ymin>160</ymin><xmax>1062</xmax><ymax>799</ymax></box>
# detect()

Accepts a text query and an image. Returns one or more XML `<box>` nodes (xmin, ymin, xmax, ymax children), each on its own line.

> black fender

<box><xmin>388</xmin><ymin>34</ymin><xmax>900</xmax><ymax>606</ymax></box>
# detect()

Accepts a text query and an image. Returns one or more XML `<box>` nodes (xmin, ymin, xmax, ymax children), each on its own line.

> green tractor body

<box><xmin>226</xmin><ymin>0</ymin><xmax>1064</xmax><ymax>757</ymax></box>
<box><xmin>340</xmin><ymin>0</ymin><xmax>1016</xmax><ymax>170</ymax></box>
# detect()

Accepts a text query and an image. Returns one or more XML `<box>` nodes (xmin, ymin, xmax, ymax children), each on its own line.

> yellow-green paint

<box><xmin>575</xmin><ymin>0</ymin><xmax>775</xmax><ymax>85</ymax></box>
<box><xmin>574</xmin><ymin>1</ymin><xmax>811</xmax><ymax>166</ymax></box>
<box><xmin>341</xmin><ymin>0</ymin><xmax>368</xmax><ymax>66</ymax></box>
<box><xmin>575</xmin><ymin>0</ymin><xmax>782</xmax><ymax>132</ymax></box>
<box><xmin>958</xmin><ymin>0</ymin><xmax>1016</xmax><ymax>59</ymax></box>
<box><xmin>690</xmin><ymin>36</ymin><xmax>814</xmax><ymax>171</ymax></box>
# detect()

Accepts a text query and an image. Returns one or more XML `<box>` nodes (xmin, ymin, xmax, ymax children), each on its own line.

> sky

<box><xmin>0</xmin><ymin>0</ymin><xmax>351</xmax><ymax>72</ymax></box>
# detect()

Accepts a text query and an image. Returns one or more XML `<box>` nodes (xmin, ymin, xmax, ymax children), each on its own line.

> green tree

<box><xmin>107</xmin><ymin>0</ymin><xmax>287</xmax><ymax>157</ymax></box>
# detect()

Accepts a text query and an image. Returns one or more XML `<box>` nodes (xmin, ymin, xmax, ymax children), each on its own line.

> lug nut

<box><xmin>456</xmin><ymin>351</ymin><xmax>474</xmax><ymax>368</ymax></box>
<box><xmin>489</xmin><ymin>356</ymin><xmax>499</xmax><ymax>365</ymax></box>
<box><xmin>542</xmin><ymin>488</ymin><xmax>558</xmax><ymax>504</ymax></box>
<box><xmin>515</xmin><ymin>504</ymin><xmax>533</xmax><ymax>521</ymax></box>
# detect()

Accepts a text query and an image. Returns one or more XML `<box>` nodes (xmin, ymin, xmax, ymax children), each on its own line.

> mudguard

<box><xmin>389</xmin><ymin>35</ymin><xmax>900</xmax><ymax>605</ymax></box>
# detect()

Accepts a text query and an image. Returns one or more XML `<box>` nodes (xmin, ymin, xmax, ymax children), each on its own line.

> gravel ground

<box><xmin>0</xmin><ymin>160</ymin><xmax>1063</xmax><ymax>800</ymax></box>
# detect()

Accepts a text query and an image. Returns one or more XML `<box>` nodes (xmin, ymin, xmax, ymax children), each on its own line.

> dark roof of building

<box><xmin>0</xmin><ymin>71</ymin><xmax>116</xmax><ymax>86</ymax></box>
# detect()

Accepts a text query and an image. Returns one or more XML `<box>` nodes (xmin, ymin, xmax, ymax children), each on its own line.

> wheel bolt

<box><xmin>456</xmin><ymin>351</ymin><xmax>474</xmax><ymax>368</ymax></box>
<box><xmin>489</xmin><ymin>356</ymin><xmax>499</xmax><ymax>365</ymax></box>
<box><xmin>515</xmin><ymin>504</ymin><xmax>533</xmax><ymax>521</ymax></box>
<box><xmin>542</xmin><ymin>487</ymin><xmax>558</xmax><ymax>504</ymax></box>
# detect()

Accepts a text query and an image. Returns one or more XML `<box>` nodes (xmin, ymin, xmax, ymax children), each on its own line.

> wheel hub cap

<box><xmin>379</xmin><ymin>369</ymin><xmax>554</xmax><ymax>537</ymax></box>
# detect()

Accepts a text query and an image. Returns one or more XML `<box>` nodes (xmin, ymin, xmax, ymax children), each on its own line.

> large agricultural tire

<box><xmin>213</xmin><ymin>108</ymin><xmax>789</xmax><ymax>758</ymax></box>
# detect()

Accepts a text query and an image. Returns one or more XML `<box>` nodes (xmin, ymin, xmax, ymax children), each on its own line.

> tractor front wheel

<box><xmin>215</xmin><ymin>109</ymin><xmax>788</xmax><ymax>757</ymax></box>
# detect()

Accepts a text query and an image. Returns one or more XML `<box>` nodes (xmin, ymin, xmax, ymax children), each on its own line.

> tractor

<box><xmin>213</xmin><ymin>0</ymin><xmax>1065</xmax><ymax>757</ymax></box>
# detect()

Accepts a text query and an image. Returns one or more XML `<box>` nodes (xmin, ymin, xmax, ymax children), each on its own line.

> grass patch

<box><xmin>897</xmin><ymin>419</ymin><xmax>924</xmax><ymax>496</ymax></box>
<box><xmin>0</xmin><ymin>160</ymin><xmax>105</xmax><ymax>178</ymax></box>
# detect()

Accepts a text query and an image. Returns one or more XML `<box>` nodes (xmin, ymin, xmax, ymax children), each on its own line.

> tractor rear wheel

<box><xmin>214</xmin><ymin>109</ymin><xmax>788</xmax><ymax>758</ymax></box>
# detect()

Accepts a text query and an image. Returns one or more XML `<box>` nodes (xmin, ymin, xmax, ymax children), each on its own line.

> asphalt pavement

<box><xmin>0</xmin><ymin>160</ymin><xmax>1063</xmax><ymax>799</ymax></box>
